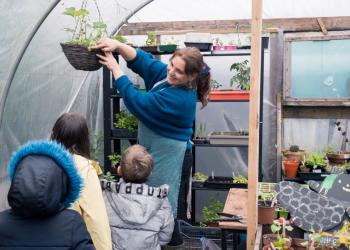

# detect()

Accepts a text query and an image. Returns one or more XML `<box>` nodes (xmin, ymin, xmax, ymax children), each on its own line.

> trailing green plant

<box><xmin>114</xmin><ymin>110</ymin><xmax>138</xmax><ymax>131</ymax></box>
<box><xmin>202</xmin><ymin>197</ymin><xmax>224</xmax><ymax>224</ymax></box>
<box><xmin>62</xmin><ymin>0</ymin><xmax>107</xmax><ymax>48</ymax></box>
<box><xmin>193</xmin><ymin>172</ymin><xmax>208</xmax><ymax>181</ymax></box>
<box><xmin>230</xmin><ymin>59</ymin><xmax>250</xmax><ymax>91</ymax></box>
<box><xmin>232</xmin><ymin>175</ymin><xmax>248</xmax><ymax>184</ymax></box>
<box><xmin>108</xmin><ymin>153</ymin><xmax>121</xmax><ymax>168</ymax></box>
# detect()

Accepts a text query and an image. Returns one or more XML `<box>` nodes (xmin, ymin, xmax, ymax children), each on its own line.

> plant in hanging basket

<box><xmin>61</xmin><ymin>0</ymin><xmax>107</xmax><ymax>71</ymax></box>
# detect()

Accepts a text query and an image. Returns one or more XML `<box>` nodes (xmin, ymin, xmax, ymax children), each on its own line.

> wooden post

<box><xmin>247</xmin><ymin>0</ymin><xmax>262</xmax><ymax>249</ymax></box>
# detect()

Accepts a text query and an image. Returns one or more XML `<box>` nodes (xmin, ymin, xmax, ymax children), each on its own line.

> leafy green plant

<box><xmin>102</xmin><ymin>171</ymin><xmax>116</xmax><ymax>181</ymax></box>
<box><xmin>114</xmin><ymin>110</ymin><xmax>138</xmax><ymax>131</ymax></box>
<box><xmin>230</xmin><ymin>59</ymin><xmax>250</xmax><ymax>91</ymax></box>
<box><xmin>258</xmin><ymin>190</ymin><xmax>276</xmax><ymax>207</ymax></box>
<box><xmin>145</xmin><ymin>32</ymin><xmax>157</xmax><ymax>46</ymax></box>
<box><xmin>303</xmin><ymin>152</ymin><xmax>328</xmax><ymax>170</ymax></box>
<box><xmin>202</xmin><ymin>197</ymin><xmax>224</xmax><ymax>224</ymax></box>
<box><xmin>108</xmin><ymin>153</ymin><xmax>121</xmax><ymax>168</ymax></box>
<box><xmin>62</xmin><ymin>0</ymin><xmax>107</xmax><ymax>48</ymax></box>
<box><xmin>232</xmin><ymin>175</ymin><xmax>248</xmax><ymax>184</ymax></box>
<box><xmin>193</xmin><ymin>172</ymin><xmax>208</xmax><ymax>181</ymax></box>
<box><xmin>270</xmin><ymin>217</ymin><xmax>293</xmax><ymax>248</ymax></box>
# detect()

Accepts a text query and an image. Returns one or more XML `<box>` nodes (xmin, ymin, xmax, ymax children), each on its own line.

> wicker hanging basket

<box><xmin>60</xmin><ymin>43</ymin><xmax>102</xmax><ymax>71</ymax></box>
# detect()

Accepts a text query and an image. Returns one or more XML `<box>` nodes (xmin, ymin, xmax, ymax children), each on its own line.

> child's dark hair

<box><xmin>171</xmin><ymin>47</ymin><xmax>211</xmax><ymax>107</ymax></box>
<box><xmin>50</xmin><ymin>113</ymin><xmax>91</xmax><ymax>159</ymax></box>
<box><xmin>121</xmin><ymin>145</ymin><xmax>153</xmax><ymax>183</ymax></box>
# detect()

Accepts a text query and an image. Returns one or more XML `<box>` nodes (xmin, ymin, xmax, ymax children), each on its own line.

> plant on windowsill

<box><xmin>212</xmin><ymin>37</ymin><xmax>223</xmax><ymax>51</ymax></box>
<box><xmin>60</xmin><ymin>0</ymin><xmax>108</xmax><ymax>71</ymax></box>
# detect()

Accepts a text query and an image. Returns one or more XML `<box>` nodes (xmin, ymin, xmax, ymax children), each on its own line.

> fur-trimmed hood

<box><xmin>7</xmin><ymin>140</ymin><xmax>83</xmax><ymax>217</ymax></box>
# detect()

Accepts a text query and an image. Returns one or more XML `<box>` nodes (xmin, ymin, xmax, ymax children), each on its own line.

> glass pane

<box><xmin>290</xmin><ymin>39</ymin><xmax>350</xmax><ymax>98</ymax></box>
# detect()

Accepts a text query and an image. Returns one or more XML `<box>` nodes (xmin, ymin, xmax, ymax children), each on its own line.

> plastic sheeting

<box><xmin>0</xmin><ymin>0</ymin><xmax>152</xmax><ymax>211</ymax></box>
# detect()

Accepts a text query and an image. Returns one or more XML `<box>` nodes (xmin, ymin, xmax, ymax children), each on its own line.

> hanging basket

<box><xmin>60</xmin><ymin>43</ymin><xmax>102</xmax><ymax>71</ymax></box>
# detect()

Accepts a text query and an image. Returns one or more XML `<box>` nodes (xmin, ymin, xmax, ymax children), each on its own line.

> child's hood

<box><xmin>102</xmin><ymin>179</ymin><xmax>169</xmax><ymax>225</ymax></box>
<box><xmin>7</xmin><ymin>140</ymin><xmax>83</xmax><ymax>217</ymax></box>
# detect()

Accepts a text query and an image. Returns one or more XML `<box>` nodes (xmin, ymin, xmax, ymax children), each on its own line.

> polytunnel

<box><xmin>1</xmin><ymin>2</ymin><xmax>350</xmax><ymax>247</ymax></box>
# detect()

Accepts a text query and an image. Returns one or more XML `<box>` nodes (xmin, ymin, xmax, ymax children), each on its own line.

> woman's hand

<box><xmin>97</xmin><ymin>52</ymin><xmax>124</xmax><ymax>79</ymax></box>
<box><xmin>94</xmin><ymin>38</ymin><xmax>121</xmax><ymax>52</ymax></box>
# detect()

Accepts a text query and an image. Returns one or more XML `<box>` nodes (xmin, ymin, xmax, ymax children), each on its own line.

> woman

<box><xmin>51</xmin><ymin>113</ymin><xmax>112</xmax><ymax>250</ymax></box>
<box><xmin>96</xmin><ymin>39</ymin><xmax>210</xmax><ymax>245</ymax></box>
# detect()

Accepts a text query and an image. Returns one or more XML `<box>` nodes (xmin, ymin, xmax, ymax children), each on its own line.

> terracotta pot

<box><xmin>258</xmin><ymin>205</ymin><xmax>275</xmax><ymax>224</ymax></box>
<box><xmin>283</xmin><ymin>160</ymin><xmax>300</xmax><ymax>178</ymax></box>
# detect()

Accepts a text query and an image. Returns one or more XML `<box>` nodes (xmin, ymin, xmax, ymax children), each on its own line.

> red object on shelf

<box><xmin>224</xmin><ymin>45</ymin><xmax>238</xmax><ymax>50</ymax></box>
<box><xmin>209</xmin><ymin>90</ymin><xmax>250</xmax><ymax>101</ymax></box>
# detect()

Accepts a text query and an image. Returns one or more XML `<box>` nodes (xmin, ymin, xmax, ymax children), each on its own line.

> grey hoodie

<box><xmin>101</xmin><ymin>179</ymin><xmax>174</xmax><ymax>250</ymax></box>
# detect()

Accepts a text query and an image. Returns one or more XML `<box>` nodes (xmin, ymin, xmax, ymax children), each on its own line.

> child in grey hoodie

<box><xmin>101</xmin><ymin>145</ymin><xmax>174</xmax><ymax>250</ymax></box>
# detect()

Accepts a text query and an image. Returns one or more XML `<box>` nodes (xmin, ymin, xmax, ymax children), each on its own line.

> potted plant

<box><xmin>230</xmin><ymin>59</ymin><xmax>250</xmax><ymax>91</ymax></box>
<box><xmin>113</xmin><ymin>110</ymin><xmax>138</xmax><ymax>139</ymax></box>
<box><xmin>283</xmin><ymin>159</ymin><xmax>300</xmax><ymax>178</ymax></box>
<box><xmin>212</xmin><ymin>37</ymin><xmax>223</xmax><ymax>51</ymax></box>
<box><xmin>107</xmin><ymin>153</ymin><xmax>121</xmax><ymax>175</ymax></box>
<box><xmin>61</xmin><ymin>0</ymin><xmax>107</xmax><ymax>71</ymax></box>
<box><xmin>208</xmin><ymin>129</ymin><xmax>248</xmax><ymax>145</ymax></box>
<box><xmin>263</xmin><ymin>217</ymin><xmax>294</xmax><ymax>250</ymax></box>
<box><xmin>232</xmin><ymin>175</ymin><xmax>248</xmax><ymax>184</ymax></box>
<box><xmin>192</xmin><ymin>172</ymin><xmax>208</xmax><ymax>188</ymax></box>
<box><xmin>282</xmin><ymin>145</ymin><xmax>306</xmax><ymax>163</ymax></box>
<box><xmin>224</xmin><ymin>40</ymin><xmax>238</xmax><ymax>51</ymax></box>
<box><xmin>258</xmin><ymin>191</ymin><xmax>276</xmax><ymax>225</ymax></box>
<box><xmin>201</xmin><ymin>197</ymin><xmax>224</xmax><ymax>227</ymax></box>
<box><xmin>303</xmin><ymin>153</ymin><xmax>328</xmax><ymax>173</ymax></box>
<box><xmin>139</xmin><ymin>32</ymin><xmax>159</xmax><ymax>53</ymax></box>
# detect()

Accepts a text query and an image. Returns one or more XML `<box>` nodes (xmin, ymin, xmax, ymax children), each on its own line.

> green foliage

<box><xmin>258</xmin><ymin>190</ymin><xmax>275</xmax><ymax>207</ymax></box>
<box><xmin>102</xmin><ymin>171</ymin><xmax>116</xmax><ymax>181</ymax></box>
<box><xmin>146</xmin><ymin>32</ymin><xmax>157</xmax><ymax>46</ymax></box>
<box><xmin>193</xmin><ymin>172</ymin><xmax>208</xmax><ymax>181</ymax></box>
<box><xmin>232</xmin><ymin>175</ymin><xmax>248</xmax><ymax>184</ymax></box>
<box><xmin>230</xmin><ymin>59</ymin><xmax>250</xmax><ymax>91</ymax></box>
<box><xmin>108</xmin><ymin>153</ymin><xmax>121</xmax><ymax>167</ymax></box>
<box><xmin>62</xmin><ymin>0</ymin><xmax>107</xmax><ymax>48</ymax></box>
<box><xmin>90</xmin><ymin>130</ymin><xmax>103</xmax><ymax>162</ymax></box>
<box><xmin>114</xmin><ymin>110</ymin><xmax>138</xmax><ymax>131</ymax></box>
<box><xmin>202</xmin><ymin>197</ymin><xmax>224</xmax><ymax>223</ymax></box>
<box><xmin>304</xmin><ymin>153</ymin><xmax>328</xmax><ymax>170</ymax></box>
<box><xmin>111</xmin><ymin>34</ymin><xmax>127</xmax><ymax>43</ymax></box>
